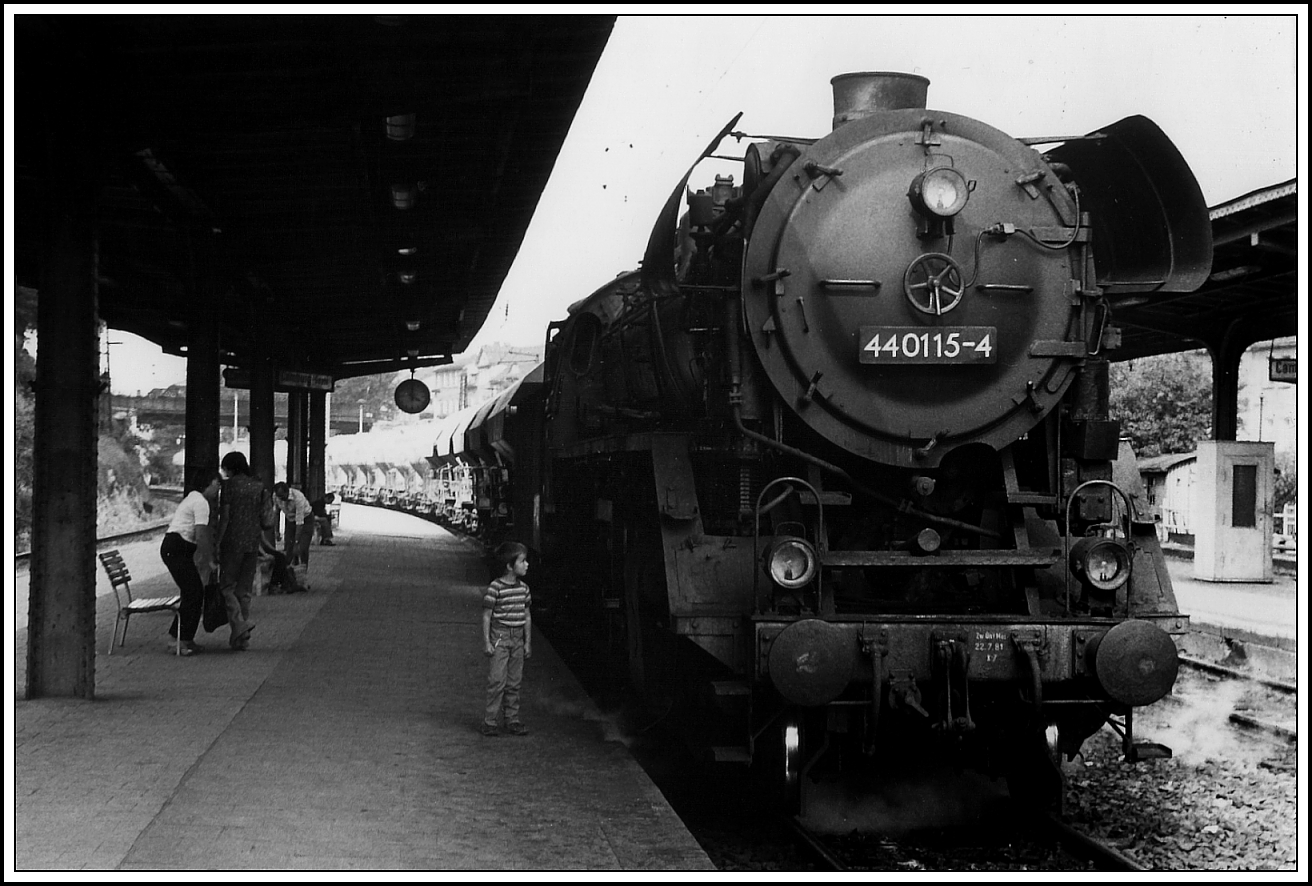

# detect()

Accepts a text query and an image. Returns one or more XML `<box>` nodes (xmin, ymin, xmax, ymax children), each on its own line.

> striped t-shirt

<box><xmin>483</xmin><ymin>577</ymin><xmax>531</xmax><ymax>628</ymax></box>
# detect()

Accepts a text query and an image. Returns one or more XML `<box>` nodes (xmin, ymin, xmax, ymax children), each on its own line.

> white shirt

<box><xmin>167</xmin><ymin>490</ymin><xmax>212</xmax><ymax>544</ymax></box>
<box><xmin>279</xmin><ymin>487</ymin><xmax>313</xmax><ymax>524</ymax></box>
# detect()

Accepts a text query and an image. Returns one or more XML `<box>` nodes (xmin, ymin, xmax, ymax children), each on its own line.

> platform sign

<box><xmin>224</xmin><ymin>368</ymin><xmax>335</xmax><ymax>392</ymax></box>
<box><xmin>1269</xmin><ymin>357</ymin><xmax>1297</xmax><ymax>384</ymax></box>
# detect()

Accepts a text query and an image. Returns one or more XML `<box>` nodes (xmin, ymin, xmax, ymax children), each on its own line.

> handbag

<box><xmin>202</xmin><ymin>573</ymin><xmax>229</xmax><ymax>632</ymax></box>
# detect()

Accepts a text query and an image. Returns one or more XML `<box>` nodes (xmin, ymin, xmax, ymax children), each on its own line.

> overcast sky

<box><xmin>11</xmin><ymin>11</ymin><xmax>1303</xmax><ymax>394</ymax></box>
<box><xmin>470</xmin><ymin>12</ymin><xmax>1301</xmax><ymax>351</ymax></box>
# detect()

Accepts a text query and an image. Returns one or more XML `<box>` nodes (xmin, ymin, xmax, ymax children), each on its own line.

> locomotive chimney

<box><xmin>831</xmin><ymin>72</ymin><xmax>930</xmax><ymax>130</ymax></box>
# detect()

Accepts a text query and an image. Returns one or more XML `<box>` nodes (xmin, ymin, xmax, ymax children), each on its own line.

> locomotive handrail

<box><xmin>1015</xmin><ymin>132</ymin><xmax>1108</xmax><ymax>146</ymax></box>
<box><xmin>1063</xmin><ymin>479</ymin><xmax>1135</xmax><ymax>617</ymax></box>
<box><xmin>754</xmin><ymin>476</ymin><xmax>824</xmax><ymax>615</ymax></box>
<box><xmin>728</xmin><ymin>129</ymin><xmax>817</xmax><ymax>145</ymax></box>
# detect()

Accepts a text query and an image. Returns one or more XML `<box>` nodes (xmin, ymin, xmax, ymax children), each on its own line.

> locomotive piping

<box><xmin>725</xmin><ymin>144</ymin><xmax>800</xmax><ymax>240</ymax></box>
<box><xmin>1017</xmin><ymin>641</ymin><xmax>1044</xmax><ymax>722</ymax></box>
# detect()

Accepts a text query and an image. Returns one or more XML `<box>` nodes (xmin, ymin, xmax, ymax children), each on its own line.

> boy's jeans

<box><xmin>485</xmin><ymin>624</ymin><xmax>526</xmax><ymax>726</ymax></box>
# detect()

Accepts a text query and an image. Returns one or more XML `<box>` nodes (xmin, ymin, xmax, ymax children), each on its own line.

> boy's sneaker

<box><xmin>480</xmin><ymin>723</ymin><xmax>501</xmax><ymax>737</ymax></box>
<box><xmin>506</xmin><ymin>722</ymin><xmax>529</xmax><ymax>737</ymax></box>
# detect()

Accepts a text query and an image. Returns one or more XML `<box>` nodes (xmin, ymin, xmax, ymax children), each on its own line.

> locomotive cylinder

<box><xmin>830</xmin><ymin>71</ymin><xmax>930</xmax><ymax>129</ymax></box>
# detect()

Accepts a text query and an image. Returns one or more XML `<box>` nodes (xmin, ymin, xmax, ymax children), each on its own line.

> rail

<box><xmin>784</xmin><ymin>816</ymin><xmax>845</xmax><ymax>871</ymax></box>
<box><xmin>14</xmin><ymin>519</ymin><xmax>173</xmax><ymax>566</ymax></box>
<box><xmin>14</xmin><ymin>486</ymin><xmax>181</xmax><ymax>566</ymax></box>
<box><xmin>1177</xmin><ymin>654</ymin><xmax>1297</xmax><ymax>694</ymax></box>
<box><xmin>785</xmin><ymin>808</ymin><xmax>1148</xmax><ymax>872</ymax></box>
<box><xmin>1039</xmin><ymin>813</ymin><xmax>1148</xmax><ymax>872</ymax></box>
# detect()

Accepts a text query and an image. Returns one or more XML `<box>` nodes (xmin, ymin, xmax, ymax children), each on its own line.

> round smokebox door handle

<box><xmin>904</xmin><ymin>253</ymin><xmax>965</xmax><ymax>315</ymax></box>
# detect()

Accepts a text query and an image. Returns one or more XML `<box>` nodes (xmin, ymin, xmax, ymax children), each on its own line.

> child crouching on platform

<box><xmin>482</xmin><ymin>541</ymin><xmax>532</xmax><ymax>737</ymax></box>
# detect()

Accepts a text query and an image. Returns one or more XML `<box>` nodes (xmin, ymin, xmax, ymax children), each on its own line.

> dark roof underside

<box><xmin>1108</xmin><ymin>180</ymin><xmax>1297</xmax><ymax>361</ymax></box>
<box><xmin>15</xmin><ymin>14</ymin><xmax>615</xmax><ymax>379</ymax></box>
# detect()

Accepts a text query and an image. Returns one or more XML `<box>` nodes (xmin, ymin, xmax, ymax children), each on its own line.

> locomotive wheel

<box><xmin>782</xmin><ymin>711</ymin><xmax>803</xmax><ymax>815</ymax></box>
<box><xmin>1005</xmin><ymin>725</ymin><xmax>1065</xmax><ymax>812</ymax></box>
<box><xmin>753</xmin><ymin>710</ymin><xmax>804</xmax><ymax>815</ymax></box>
<box><xmin>623</xmin><ymin>580</ymin><xmax>646</xmax><ymax>692</ymax></box>
<box><xmin>619</xmin><ymin>534</ymin><xmax>678</xmax><ymax>706</ymax></box>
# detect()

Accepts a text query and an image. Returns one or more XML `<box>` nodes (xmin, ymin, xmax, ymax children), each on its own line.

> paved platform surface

<box><xmin>1164</xmin><ymin>557</ymin><xmax>1300</xmax><ymax>684</ymax></box>
<box><xmin>9</xmin><ymin>507</ymin><xmax>715</xmax><ymax>872</ymax></box>
<box><xmin>1165</xmin><ymin>556</ymin><xmax>1300</xmax><ymax>649</ymax></box>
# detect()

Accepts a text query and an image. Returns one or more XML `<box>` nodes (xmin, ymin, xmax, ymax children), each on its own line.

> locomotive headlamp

<box><xmin>765</xmin><ymin>536</ymin><xmax>819</xmax><ymax>589</ymax></box>
<box><xmin>1069</xmin><ymin>534</ymin><xmax>1132</xmax><ymax>593</ymax></box>
<box><xmin>908</xmin><ymin>166</ymin><xmax>970</xmax><ymax>218</ymax></box>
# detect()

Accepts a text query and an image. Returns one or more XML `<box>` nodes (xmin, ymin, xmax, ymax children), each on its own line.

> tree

<box><xmin>14</xmin><ymin>289</ymin><xmax>38</xmax><ymax>550</ymax></box>
<box><xmin>1109</xmin><ymin>351</ymin><xmax>1213</xmax><ymax>458</ymax></box>
<box><xmin>332</xmin><ymin>372</ymin><xmax>401</xmax><ymax>429</ymax></box>
<box><xmin>1274</xmin><ymin>451</ymin><xmax>1297</xmax><ymax>513</ymax></box>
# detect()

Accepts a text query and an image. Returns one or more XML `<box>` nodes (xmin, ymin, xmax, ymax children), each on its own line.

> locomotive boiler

<box><xmin>537</xmin><ymin>72</ymin><xmax>1212</xmax><ymax>810</ymax></box>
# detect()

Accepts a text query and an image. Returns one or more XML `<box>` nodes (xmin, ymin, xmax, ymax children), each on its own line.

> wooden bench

<box><xmin>98</xmin><ymin>549</ymin><xmax>182</xmax><ymax>656</ymax></box>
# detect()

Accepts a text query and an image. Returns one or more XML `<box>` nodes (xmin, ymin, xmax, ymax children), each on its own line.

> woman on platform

<box><xmin>160</xmin><ymin>470</ymin><xmax>222</xmax><ymax>655</ymax></box>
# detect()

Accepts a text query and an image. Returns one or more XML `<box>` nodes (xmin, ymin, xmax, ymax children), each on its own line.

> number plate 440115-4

<box><xmin>859</xmin><ymin>326</ymin><xmax>997</xmax><ymax>364</ymax></box>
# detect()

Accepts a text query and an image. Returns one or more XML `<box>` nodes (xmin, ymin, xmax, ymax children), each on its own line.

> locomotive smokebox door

<box><xmin>743</xmin><ymin>107</ymin><xmax>1086</xmax><ymax>469</ymax></box>
<box><xmin>768</xmin><ymin>619</ymin><xmax>857</xmax><ymax>706</ymax></box>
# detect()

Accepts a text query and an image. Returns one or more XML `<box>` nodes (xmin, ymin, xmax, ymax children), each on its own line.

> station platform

<box><xmin>9</xmin><ymin>506</ymin><xmax>715</xmax><ymax>872</ymax></box>
<box><xmin>1163</xmin><ymin>554</ymin><xmax>1299</xmax><ymax>651</ymax></box>
<box><xmin>1164</xmin><ymin>556</ymin><xmax>1300</xmax><ymax>685</ymax></box>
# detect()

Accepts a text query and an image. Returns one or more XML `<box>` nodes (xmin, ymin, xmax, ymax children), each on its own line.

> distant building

<box><xmin>418</xmin><ymin>342</ymin><xmax>542</xmax><ymax>419</ymax></box>
<box><xmin>1137</xmin><ymin>452</ymin><xmax>1198</xmax><ymax>544</ymax></box>
<box><xmin>1236</xmin><ymin>336</ymin><xmax>1297</xmax><ymax>460</ymax></box>
<box><xmin>1273</xmin><ymin>503</ymin><xmax>1297</xmax><ymax>548</ymax></box>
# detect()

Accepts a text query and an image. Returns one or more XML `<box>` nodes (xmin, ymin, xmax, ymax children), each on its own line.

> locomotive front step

<box><xmin>711</xmin><ymin>680</ymin><xmax>751</xmax><ymax>697</ymax></box>
<box><xmin>820</xmin><ymin>550</ymin><xmax>1059</xmax><ymax>567</ymax></box>
<box><xmin>1128</xmin><ymin>741</ymin><xmax>1173</xmax><ymax>762</ymax></box>
<box><xmin>711</xmin><ymin>745</ymin><xmax>753</xmax><ymax>764</ymax></box>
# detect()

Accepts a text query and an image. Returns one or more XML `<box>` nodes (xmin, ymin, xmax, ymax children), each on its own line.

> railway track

<box><xmin>15</xmin><ymin>486</ymin><xmax>182</xmax><ymax>565</ymax></box>
<box><xmin>15</xmin><ymin>520</ymin><xmax>172</xmax><ymax>566</ymax></box>
<box><xmin>782</xmin><ymin>807</ymin><xmax>1146</xmax><ymax>872</ymax></box>
<box><xmin>1174</xmin><ymin>654</ymin><xmax>1297</xmax><ymax>745</ymax></box>
<box><xmin>1178</xmin><ymin>653</ymin><xmax>1297</xmax><ymax>695</ymax></box>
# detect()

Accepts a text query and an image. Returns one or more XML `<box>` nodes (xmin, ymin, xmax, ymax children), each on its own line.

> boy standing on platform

<box><xmin>482</xmin><ymin>542</ymin><xmax>532</xmax><ymax>737</ymax></box>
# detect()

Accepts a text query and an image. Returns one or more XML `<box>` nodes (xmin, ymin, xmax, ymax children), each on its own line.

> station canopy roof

<box><xmin>14</xmin><ymin>14</ymin><xmax>615</xmax><ymax>380</ymax></box>
<box><xmin>1110</xmin><ymin>180</ymin><xmax>1298</xmax><ymax>361</ymax></box>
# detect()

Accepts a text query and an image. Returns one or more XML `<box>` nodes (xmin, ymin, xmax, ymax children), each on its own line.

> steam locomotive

<box><xmin>345</xmin><ymin>72</ymin><xmax>1212</xmax><ymax>812</ymax></box>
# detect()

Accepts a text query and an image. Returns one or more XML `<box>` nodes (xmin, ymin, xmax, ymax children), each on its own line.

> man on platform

<box><xmin>273</xmin><ymin>482</ymin><xmax>315</xmax><ymax>569</ymax></box>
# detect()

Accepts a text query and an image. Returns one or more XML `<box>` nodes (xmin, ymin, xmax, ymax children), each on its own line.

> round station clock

<box><xmin>394</xmin><ymin>378</ymin><xmax>431</xmax><ymax>414</ymax></box>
